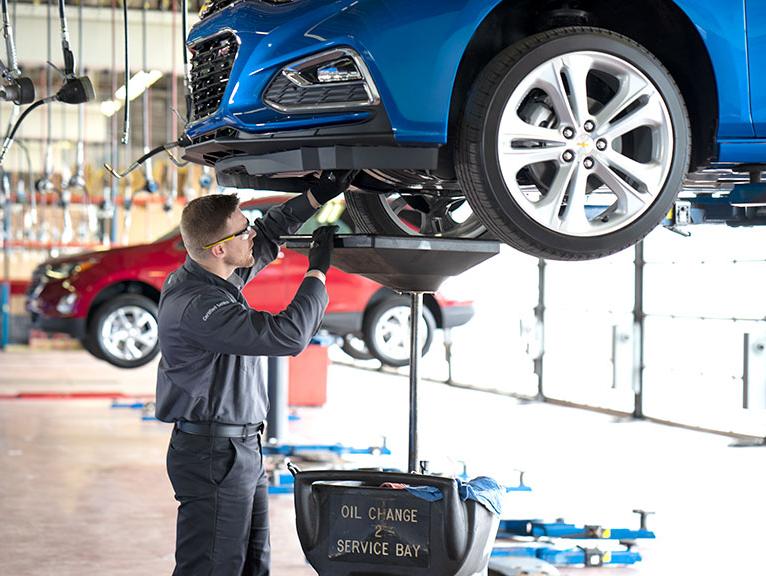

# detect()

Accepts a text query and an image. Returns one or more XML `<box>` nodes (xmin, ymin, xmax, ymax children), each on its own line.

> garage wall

<box><xmin>10</xmin><ymin>4</ymin><xmax>196</xmax><ymax>75</ymax></box>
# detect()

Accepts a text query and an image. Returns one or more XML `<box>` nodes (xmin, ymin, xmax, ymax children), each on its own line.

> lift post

<box><xmin>285</xmin><ymin>234</ymin><xmax>500</xmax><ymax>472</ymax></box>
<box><xmin>1</xmin><ymin>170</ymin><xmax>10</xmax><ymax>349</ymax></box>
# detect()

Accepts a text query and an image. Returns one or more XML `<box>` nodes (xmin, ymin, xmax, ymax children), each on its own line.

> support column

<box><xmin>267</xmin><ymin>356</ymin><xmax>289</xmax><ymax>443</ymax></box>
<box><xmin>1</xmin><ymin>173</ymin><xmax>10</xmax><ymax>350</ymax></box>
<box><xmin>408</xmin><ymin>292</ymin><xmax>423</xmax><ymax>473</ymax></box>
<box><xmin>632</xmin><ymin>241</ymin><xmax>646</xmax><ymax>418</ymax></box>
<box><xmin>534</xmin><ymin>258</ymin><xmax>546</xmax><ymax>401</ymax></box>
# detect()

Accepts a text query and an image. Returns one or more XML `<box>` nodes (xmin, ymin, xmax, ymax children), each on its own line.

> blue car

<box><xmin>182</xmin><ymin>0</ymin><xmax>766</xmax><ymax>260</ymax></box>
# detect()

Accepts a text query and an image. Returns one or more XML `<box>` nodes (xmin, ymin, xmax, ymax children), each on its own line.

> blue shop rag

<box><xmin>405</xmin><ymin>476</ymin><xmax>504</xmax><ymax>516</ymax></box>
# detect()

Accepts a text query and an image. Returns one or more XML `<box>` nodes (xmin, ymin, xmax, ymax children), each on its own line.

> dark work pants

<box><xmin>167</xmin><ymin>427</ymin><xmax>269</xmax><ymax>576</ymax></box>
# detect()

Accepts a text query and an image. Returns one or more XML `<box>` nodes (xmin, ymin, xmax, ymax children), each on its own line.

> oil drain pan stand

<box><xmin>284</xmin><ymin>235</ymin><xmax>501</xmax><ymax>575</ymax></box>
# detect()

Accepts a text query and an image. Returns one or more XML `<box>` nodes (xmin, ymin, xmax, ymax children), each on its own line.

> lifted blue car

<box><xmin>182</xmin><ymin>0</ymin><xmax>766</xmax><ymax>260</ymax></box>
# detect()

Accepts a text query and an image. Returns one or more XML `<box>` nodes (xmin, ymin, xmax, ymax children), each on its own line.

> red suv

<box><xmin>26</xmin><ymin>196</ymin><xmax>474</xmax><ymax>369</ymax></box>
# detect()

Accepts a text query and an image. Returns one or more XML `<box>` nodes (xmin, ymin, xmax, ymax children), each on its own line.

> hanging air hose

<box><xmin>106</xmin><ymin>0</ymin><xmax>118</xmax><ymax>245</ymax></box>
<box><xmin>37</xmin><ymin>0</ymin><xmax>54</xmax><ymax>201</ymax></box>
<box><xmin>121</xmin><ymin>0</ymin><xmax>129</xmax><ymax>145</ymax></box>
<box><xmin>0</xmin><ymin>0</ymin><xmax>34</xmax><ymax>105</ymax></box>
<box><xmin>104</xmin><ymin>0</ymin><xmax>189</xmax><ymax>188</ymax></box>
<box><xmin>67</xmin><ymin>0</ymin><xmax>93</xmax><ymax>241</ymax></box>
<box><xmin>6</xmin><ymin>0</ymin><xmax>34</xmax><ymax>239</ymax></box>
<box><xmin>165</xmin><ymin>0</ymin><xmax>180</xmax><ymax>214</ymax></box>
<box><xmin>120</xmin><ymin>0</ymin><xmax>133</xmax><ymax>243</ymax></box>
<box><xmin>141</xmin><ymin>0</ymin><xmax>156</xmax><ymax>194</ymax></box>
<box><xmin>0</xmin><ymin>0</ymin><xmax>94</xmax><ymax>167</ymax></box>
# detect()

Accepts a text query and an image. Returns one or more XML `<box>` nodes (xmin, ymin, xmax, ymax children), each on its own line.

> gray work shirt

<box><xmin>154</xmin><ymin>194</ymin><xmax>327</xmax><ymax>425</ymax></box>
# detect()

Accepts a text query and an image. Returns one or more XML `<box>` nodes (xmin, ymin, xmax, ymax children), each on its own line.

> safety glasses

<box><xmin>203</xmin><ymin>222</ymin><xmax>255</xmax><ymax>250</ymax></box>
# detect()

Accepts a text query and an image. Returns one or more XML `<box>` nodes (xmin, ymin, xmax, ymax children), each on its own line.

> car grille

<box><xmin>189</xmin><ymin>33</ymin><xmax>239</xmax><ymax>122</ymax></box>
<box><xmin>28</xmin><ymin>266</ymin><xmax>46</xmax><ymax>293</ymax></box>
<box><xmin>263</xmin><ymin>74</ymin><xmax>371</xmax><ymax>110</ymax></box>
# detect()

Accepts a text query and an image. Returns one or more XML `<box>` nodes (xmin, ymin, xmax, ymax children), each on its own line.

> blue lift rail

<box><xmin>491</xmin><ymin>545</ymin><xmax>642</xmax><ymax>567</ymax></box>
<box><xmin>497</xmin><ymin>519</ymin><xmax>655</xmax><ymax>540</ymax></box>
<box><xmin>111</xmin><ymin>401</ymin><xmax>148</xmax><ymax>409</ymax></box>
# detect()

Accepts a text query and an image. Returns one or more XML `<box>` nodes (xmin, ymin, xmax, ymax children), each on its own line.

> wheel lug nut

<box><xmin>584</xmin><ymin>120</ymin><xmax>595</xmax><ymax>132</ymax></box>
<box><xmin>563</xmin><ymin>127</ymin><xmax>575</xmax><ymax>139</ymax></box>
<box><xmin>596</xmin><ymin>139</ymin><xmax>607</xmax><ymax>151</ymax></box>
<box><xmin>583</xmin><ymin>157</ymin><xmax>594</xmax><ymax>169</ymax></box>
<box><xmin>562</xmin><ymin>150</ymin><xmax>575</xmax><ymax>163</ymax></box>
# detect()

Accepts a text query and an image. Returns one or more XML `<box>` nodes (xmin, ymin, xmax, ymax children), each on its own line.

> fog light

<box><xmin>264</xmin><ymin>48</ymin><xmax>379</xmax><ymax>113</ymax></box>
<box><xmin>316</xmin><ymin>58</ymin><xmax>363</xmax><ymax>83</ymax></box>
<box><xmin>56</xmin><ymin>293</ymin><xmax>78</xmax><ymax>315</ymax></box>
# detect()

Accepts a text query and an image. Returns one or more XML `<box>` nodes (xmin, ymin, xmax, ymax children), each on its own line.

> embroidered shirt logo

<box><xmin>202</xmin><ymin>300</ymin><xmax>231</xmax><ymax>322</ymax></box>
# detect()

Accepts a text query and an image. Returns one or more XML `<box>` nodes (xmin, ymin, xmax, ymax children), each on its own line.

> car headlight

<box><xmin>44</xmin><ymin>258</ymin><xmax>98</xmax><ymax>280</ymax></box>
<box><xmin>263</xmin><ymin>48</ymin><xmax>380</xmax><ymax>113</ymax></box>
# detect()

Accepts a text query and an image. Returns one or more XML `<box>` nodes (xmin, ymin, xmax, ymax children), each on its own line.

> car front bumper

<box><xmin>181</xmin><ymin>0</ymin><xmax>481</xmax><ymax>179</ymax></box>
<box><xmin>441</xmin><ymin>304</ymin><xmax>474</xmax><ymax>329</ymax></box>
<box><xmin>183</xmin><ymin>114</ymin><xmax>440</xmax><ymax>185</ymax></box>
<box><xmin>29</xmin><ymin>313</ymin><xmax>87</xmax><ymax>340</ymax></box>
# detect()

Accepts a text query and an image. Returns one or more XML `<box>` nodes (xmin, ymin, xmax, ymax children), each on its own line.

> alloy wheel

<box><xmin>497</xmin><ymin>50</ymin><xmax>673</xmax><ymax>236</ymax></box>
<box><xmin>372</xmin><ymin>305</ymin><xmax>429</xmax><ymax>363</ymax></box>
<box><xmin>100</xmin><ymin>305</ymin><xmax>159</xmax><ymax>362</ymax></box>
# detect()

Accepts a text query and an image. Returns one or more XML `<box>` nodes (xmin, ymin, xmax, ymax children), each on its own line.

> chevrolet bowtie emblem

<box><xmin>577</xmin><ymin>141</ymin><xmax>590</xmax><ymax>148</ymax></box>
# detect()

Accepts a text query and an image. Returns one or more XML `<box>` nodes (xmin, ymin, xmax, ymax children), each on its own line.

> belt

<box><xmin>176</xmin><ymin>421</ymin><xmax>264</xmax><ymax>438</ymax></box>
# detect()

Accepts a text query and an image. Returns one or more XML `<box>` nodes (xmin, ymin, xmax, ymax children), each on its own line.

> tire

<box><xmin>362</xmin><ymin>296</ymin><xmax>436</xmax><ymax>368</ymax></box>
<box><xmin>456</xmin><ymin>27</ymin><xmax>691</xmax><ymax>260</ymax></box>
<box><xmin>79</xmin><ymin>336</ymin><xmax>105</xmax><ymax>360</ymax></box>
<box><xmin>340</xmin><ymin>334</ymin><xmax>374</xmax><ymax>361</ymax></box>
<box><xmin>87</xmin><ymin>294</ymin><xmax>160</xmax><ymax>369</ymax></box>
<box><xmin>344</xmin><ymin>189</ymin><xmax>487</xmax><ymax>238</ymax></box>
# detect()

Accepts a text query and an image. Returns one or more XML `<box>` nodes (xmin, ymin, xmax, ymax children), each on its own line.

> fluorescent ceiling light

<box><xmin>101</xmin><ymin>69</ymin><xmax>163</xmax><ymax>117</ymax></box>
<box><xmin>101</xmin><ymin>100</ymin><xmax>120</xmax><ymax>117</ymax></box>
<box><xmin>114</xmin><ymin>70</ymin><xmax>163</xmax><ymax>101</ymax></box>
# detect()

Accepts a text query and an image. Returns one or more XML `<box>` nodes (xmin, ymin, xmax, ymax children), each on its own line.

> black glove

<box><xmin>308</xmin><ymin>170</ymin><xmax>358</xmax><ymax>205</ymax></box>
<box><xmin>308</xmin><ymin>225</ymin><xmax>339</xmax><ymax>274</ymax></box>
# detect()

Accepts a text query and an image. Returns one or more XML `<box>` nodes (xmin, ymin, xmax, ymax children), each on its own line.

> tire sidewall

<box><xmin>91</xmin><ymin>295</ymin><xmax>160</xmax><ymax>369</ymax></box>
<box><xmin>340</xmin><ymin>333</ymin><xmax>374</xmax><ymax>361</ymax></box>
<box><xmin>363</xmin><ymin>297</ymin><xmax>435</xmax><ymax>367</ymax></box>
<box><xmin>474</xmin><ymin>30</ymin><xmax>689</xmax><ymax>257</ymax></box>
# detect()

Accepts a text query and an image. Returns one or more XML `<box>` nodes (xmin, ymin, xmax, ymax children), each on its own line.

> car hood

<box><xmin>39</xmin><ymin>242</ymin><xmax>173</xmax><ymax>267</ymax></box>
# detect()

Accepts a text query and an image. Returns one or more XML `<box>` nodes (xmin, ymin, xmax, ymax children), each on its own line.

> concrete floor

<box><xmin>1</xmin><ymin>349</ymin><xmax>765</xmax><ymax>575</ymax></box>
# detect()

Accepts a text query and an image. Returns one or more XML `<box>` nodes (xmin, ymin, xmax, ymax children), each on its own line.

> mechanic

<box><xmin>155</xmin><ymin>171</ymin><xmax>355</xmax><ymax>576</ymax></box>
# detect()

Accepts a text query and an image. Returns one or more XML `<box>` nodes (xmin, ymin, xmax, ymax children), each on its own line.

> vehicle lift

<box><xmin>491</xmin><ymin>510</ymin><xmax>655</xmax><ymax>571</ymax></box>
<box><xmin>666</xmin><ymin>164</ymin><xmax>766</xmax><ymax>230</ymax></box>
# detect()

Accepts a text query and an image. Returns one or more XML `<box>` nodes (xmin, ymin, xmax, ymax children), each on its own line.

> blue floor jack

<box><xmin>489</xmin><ymin>510</ymin><xmax>655</xmax><ymax>574</ymax></box>
<box><xmin>110</xmin><ymin>398</ymin><xmax>158</xmax><ymax>421</ymax></box>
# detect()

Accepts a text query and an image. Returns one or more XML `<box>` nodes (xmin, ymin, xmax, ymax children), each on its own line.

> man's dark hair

<box><xmin>180</xmin><ymin>194</ymin><xmax>240</xmax><ymax>259</ymax></box>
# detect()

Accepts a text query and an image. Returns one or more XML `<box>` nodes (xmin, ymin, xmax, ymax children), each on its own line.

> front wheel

<box><xmin>87</xmin><ymin>294</ymin><xmax>160</xmax><ymax>368</ymax></box>
<box><xmin>457</xmin><ymin>26</ymin><xmax>691</xmax><ymax>260</ymax></box>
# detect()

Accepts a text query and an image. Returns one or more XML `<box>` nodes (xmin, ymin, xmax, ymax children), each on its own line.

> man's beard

<box><xmin>224</xmin><ymin>252</ymin><xmax>255</xmax><ymax>268</ymax></box>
